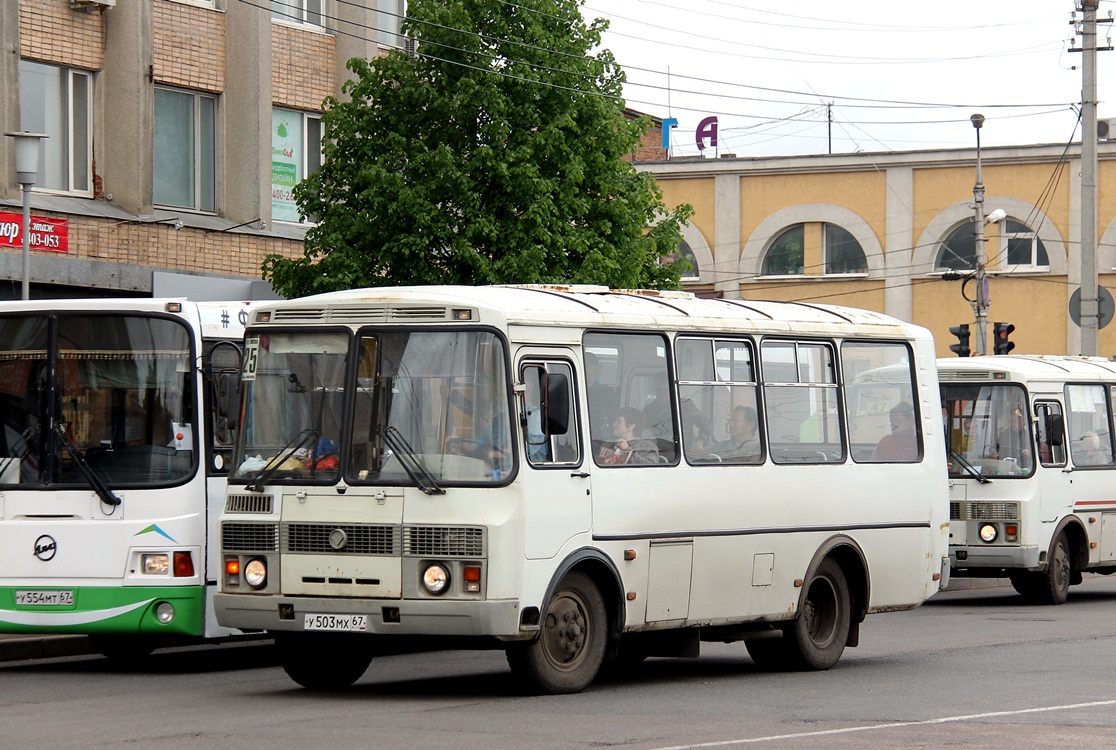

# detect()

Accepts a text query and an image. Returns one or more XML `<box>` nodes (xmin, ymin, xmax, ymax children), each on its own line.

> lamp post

<box><xmin>5</xmin><ymin>131</ymin><xmax>48</xmax><ymax>300</ymax></box>
<box><xmin>970</xmin><ymin>114</ymin><xmax>989</xmax><ymax>356</ymax></box>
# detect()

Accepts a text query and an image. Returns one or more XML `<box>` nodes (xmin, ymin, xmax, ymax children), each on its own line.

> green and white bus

<box><xmin>0</xmin><ymin>299</ymin><xmax>250</xmax><ymax>658</ymax></box>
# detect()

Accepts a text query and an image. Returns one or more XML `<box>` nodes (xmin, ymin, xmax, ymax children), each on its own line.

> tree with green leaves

<box><xmin>262</xmin><ymin>0</ymin><xmax>692</xmax><ymax>297</ymax></box>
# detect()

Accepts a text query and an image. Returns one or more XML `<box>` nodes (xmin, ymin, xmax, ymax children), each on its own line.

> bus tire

<box><xmin>506</xmin><ymin>571</ymin><xmax>607</xmax><ymax>694</ymax></box>
<box><xmin>1035</xmin><ymin>533</ymin><xmax>1071</xmax><ymax>605</ymax></box>
<box><xmin>784</xmin><ymin>558</ymin><xmax>851</xmax><ymax>670</ymax></box>
<box><xmin>744</xmin><ymin>636</ymin><xmax>794</xmax><ymax>671</ymax></box>
<box><xmin>89</xmin><ymin>634</ymin><xmax>158</xmax><ymax>664</ymax></box>
<box><xmin>276</xmin><ymin>633</ymin><xmax>373</xmax><ymax>690</ymax></box>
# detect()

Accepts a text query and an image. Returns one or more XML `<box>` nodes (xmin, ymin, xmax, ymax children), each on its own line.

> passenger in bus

<box><xmin>871</xmin><ymin>401</ymin><xmax>918</xmax><ymax>461</ymax></box>
<box><xmin>712</xmin><ymin>405</ymin><xmax>761</xmax><ymax>462</ymax></box>
<box><xmin>643</xmin><ymin>373</ymin><xmax>712</xmax><ymax>445</ymax></box>
<box><xmin>584</xmin><ymin>352</ymin><xmax>618</xmax><ymax>439</ymax></box>
<box><xmin>598</xmin><ymin>407</ymin><xmax>659</xmax><ymax>464</ymax></box>
<box><xmin>993</xmin><ymin>409</ymin><xmax>1033</xmax><ymax>469</ymax></box>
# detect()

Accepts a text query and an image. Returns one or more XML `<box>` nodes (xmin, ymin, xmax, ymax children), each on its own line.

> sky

<box><xmin>580</xmin><ymin>0</ymin><xmax>1116</xmax><ymax>158</ymax></box>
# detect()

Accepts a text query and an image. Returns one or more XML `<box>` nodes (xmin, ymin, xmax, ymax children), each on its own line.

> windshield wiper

<box><xmin>55</xmin><ymin>424</ymin><xmax>122</xmax><ymax>506</ymax></box>
<box><xmin>244</xmin><ymin>428</ymin><xmax>319</xmax><ymax>492</ymax></box>
<box><xmin>949</xmin><ymin>448</ymin><xmax>991</xmax><ymax>484</ymax></box>
<box><xmin>378</xmin><ymin>425</ymin><xmax>445</xmax><ymax>495</ymax></box>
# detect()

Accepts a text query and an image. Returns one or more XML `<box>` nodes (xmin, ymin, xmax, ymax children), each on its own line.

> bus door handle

<box><xmin>570</xmin><ymin>472</ymin><xmax>590</xmax><ymax>479</ymax></box>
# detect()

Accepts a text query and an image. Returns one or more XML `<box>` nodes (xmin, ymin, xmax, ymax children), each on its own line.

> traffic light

<box><xmin>993</xmin><ymin>322</ymin><xmax>1016</xmax><ymax>355</ymax></box>
<box><xmin>948</xmin><ymin>324</ymin><xmax>971</xmax><ymax>357</ymax></box>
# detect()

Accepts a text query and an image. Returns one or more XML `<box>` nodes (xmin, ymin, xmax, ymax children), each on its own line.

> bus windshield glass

<box><xmin>231</xmin><ymin>329</ymin><xmax>513</xmax><ymax>487</ymax></box>
<box><xmin>0</xmin><ymin>313</ymin><xmax>196</xmax><ymax>488</ymax></box>
<box><xmin>941</xmin><ymin>383</ymin><xmax>1033</xmax><ymax>477</ymax></box>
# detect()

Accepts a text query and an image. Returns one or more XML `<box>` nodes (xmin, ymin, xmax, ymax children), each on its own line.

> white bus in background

<box><xmin>215</xmin><ymin>285</ymin><xmax>949</xmax><ymax>693</ymax></box>
<box><xmin>940</xmin><ymin>355</ymin><xmax>1116</xmax><ymax>604</ymax></box>
<box><xmin>0</xmin><ymin>299</ymin><xmax>251</xmax><ymax>659</ymax></box>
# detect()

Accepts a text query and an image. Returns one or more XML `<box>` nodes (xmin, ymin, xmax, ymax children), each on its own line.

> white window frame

<box><xmin>272</xmin><ymin>0</ymin><xmax>324</xmax><ymax>27</ymax></box>
<box><xmin>1000</xmin><ymin>219</ymin><xmax>1050</xmax><ymax>272</ymax></box>
<box><xmin>154</xmin><ymin>87</ymin><xmax>217</xmax><ymax>213</ymax></box>
<box><xmin>272</xmin><ymin>108</ymin><xmax>322</xmax><ymax>225</ymax></box>
<box><xmin>18</xmin><ymin>60</ymin><xmax>92</xmax><ymax>197</ymax></box>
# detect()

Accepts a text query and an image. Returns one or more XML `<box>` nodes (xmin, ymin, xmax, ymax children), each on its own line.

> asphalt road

<box><xmin>2</xmin><ymin>576</ymin><xmax>1115</xmax><ymax>749</ymax></box>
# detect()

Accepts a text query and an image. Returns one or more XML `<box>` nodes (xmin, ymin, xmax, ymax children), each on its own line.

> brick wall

<box><xmin>19</xmin><ymin>0</ymin><xmax>105</xmax><ymax>71</ymax></box>
<box><xmin>153</xmin><ymin>0</ymin><xmax>225</xmax><ymax>93</ymax></box>
<box><xmin>272</xmin><ymin>23</ymin><xmax>336</xmax><ymax>111</ymax></box>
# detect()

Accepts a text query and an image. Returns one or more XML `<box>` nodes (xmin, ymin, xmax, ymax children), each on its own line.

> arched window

<box><xmin>762</xmin><ymin>225</ymin><xmax>804</xmax><ymax>276</ymax></box>
<box><xmin>1003</xmin><ymin>219</ymin><xmax>1049</xmax><ymax>269</ymax></box>
<box><xmin>935</xmin><ymin>223</ymin><xmax>976</xmax><ymax>271</ymax></box>
<box><xmin>824</xmin><ymin>224</ymin><xmax>867</xmax><ymax>274</ymax></box>
<box><xmin>676</xmin><ymin>240</ymin><xmax>699</xmax><ymax>279</ymax></box>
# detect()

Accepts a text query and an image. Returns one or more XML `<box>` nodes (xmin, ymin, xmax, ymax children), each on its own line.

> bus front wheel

<box><xmin>506</xmin><ymin>571</ymin><xmax>607</xmax><ymax>694</ymax></box>
<box><xmin>276</xmin><ymin>633</ymin><xmax>373</xmax><ymax>690</ymax></box>
<box><xmin>785</xmin><ymin>558</ymin><xmax>851</xmax><ymax>670</ymax></box>
<box><xmin>1036</xmin><ymin>533</ymin><xmax>1071</xmax><ymax>605</ymax></box>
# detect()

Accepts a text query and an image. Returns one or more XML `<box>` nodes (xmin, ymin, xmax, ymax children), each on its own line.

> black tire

<box><xmin>783</xmin><ymin>558</ymin><xmax>851</xmax><ymax>670</ymax></box>
<box><xmin>744</xmin><ymin>636</ymin><xmax>794</xmax><ymax>671</ymax></box>
<box><xmin>276</xmin><ymin>633</ymin><xmax>374</xmax><ymax>690</ymax></box>
<box><xmin>506</xmin><ymin>571</ymin><xmax>607</xmax><ymax>694</ymax></box>
<box><xmin>1009</xmin><ymin>571</ymin><xmax>1040</xmax><ymax>600</ymax></box>
<box><xmin>1034</xmin><ymin>533</ymin><xmax>1072</xmax><ymax>605</ymax></box>
<box><xmin>89</xmin><ymin>634</ymin><xmax>158</xmax><ymax>664</ymax></box>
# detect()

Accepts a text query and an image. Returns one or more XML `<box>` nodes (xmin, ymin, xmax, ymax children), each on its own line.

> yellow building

<box><xmin>640</xmin><ymin>143</ymin><xmax>1116</xmax><ymax>358</ymax></box>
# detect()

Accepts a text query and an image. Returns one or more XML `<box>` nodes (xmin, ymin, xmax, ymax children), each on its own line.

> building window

<box><xmin>824</xmin><ymin>223</ymin><xmax>867</xmax><ymax>274</ymax></box>
<box><xmin>377</xmin><ymin>0</ymin><xmax>404</xmax><ymax>47</ymax></box>
<box><xmin>762</xmin><ymin>224</ymin><xmax>804</xmax><ymax>275</ymax></box>
<box><xmin>154</xmin><ymin>88</ymin><xmax>216</xmax><ymax>212</ymax></box>
<box><xmin>273</xmin><ymin>0</ymin><xmax>322</xmax><ymax>26</ymax></box>
<box><xmin>935</xmin><ymin>222</ymin><xmax>976</xmax><ymax>271</ymax></box>
<box><xmin>1002</xmin><ymin>218</ymin><xmax>1049</xmax><ymax>270</ymax></box>
<box><xmin>272</xmin><ymin>108</ymin><xmax>323</xmax><ymax>224</ymax></box>
<box><xmin>18</xmin><ymin>61</ymin><xmax>91</xmax><ymax>195</ymax></box>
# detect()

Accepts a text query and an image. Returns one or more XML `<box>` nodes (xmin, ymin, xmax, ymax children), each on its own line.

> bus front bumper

<box><xmin>213</xmin><ymin>593</ymin><xmax>524</xmax><ymax>637</ymax></box>
<box><xmin>949</xmin><ymin>545</ymin><xmax>1041</xmax><ymax>572</ymax></box>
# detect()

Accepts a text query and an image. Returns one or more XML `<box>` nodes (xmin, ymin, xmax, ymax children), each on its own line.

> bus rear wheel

<box><xmin>276</xmin><ymin>633</ymin><xmax>374</xmax><ymax>690</ymax></box>
<box><xmin>506</xmin><ymin>571</ymin><xmax>607</xmax><ymax>694</ymax></box>
<box><xmin>784</xmin><ymin>558</ymin><xmax>851</xmax><ymax>670</ymax></box>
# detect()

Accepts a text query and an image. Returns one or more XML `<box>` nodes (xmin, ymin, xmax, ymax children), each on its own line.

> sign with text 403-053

<box><xmin>0</xmin><ymin>212</ymin><xmax>69</xmax><ymax>253</ymax></box>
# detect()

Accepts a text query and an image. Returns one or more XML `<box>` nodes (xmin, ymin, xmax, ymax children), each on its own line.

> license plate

<box><xmin>303</xmin><ymin>613</ymin><xmax>368</xmax><ymax>632</ymax></box>
<box><xmin>15</xmin><ymin>590</ymin><xmax>74</xmax><ymax>606</ymax></box>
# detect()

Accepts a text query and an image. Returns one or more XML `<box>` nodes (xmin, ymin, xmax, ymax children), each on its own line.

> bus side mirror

<box><xmin>1047</xmin><ymin>414</ymin><xmax>1064</xmax><ymax>447</ymax></box>
<box><xmin>544</xmin><ymin>372</ymin><xmax>569</xmax><ymax>434</ymax></box>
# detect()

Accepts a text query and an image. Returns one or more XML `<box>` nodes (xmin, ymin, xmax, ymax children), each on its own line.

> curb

<box><xmin>0</xmin><ymin>635</ymin><xmax>94</xmax><ymax>663</ymax></box>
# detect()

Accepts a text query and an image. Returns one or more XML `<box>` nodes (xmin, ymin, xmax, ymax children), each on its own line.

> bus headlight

<box><xmin>421</xmin><ymin>563</ymin><xmax>450</xmax><ymax>595</ymax></box>
<box><xmin>243</xmin><ymin>558</ymin><xmax>267</xmax><ymax>589</ymax></box>
<box><xmin>979</xmin><ymin>523</ymin><xmax>998</xmax><ymax>543</ymax></box>
<box><xmin>155</xmin><ymin>602</ymin><xmax>176</xmax><ymax>624</ymax></box>
<box><xmin>142</xmin><ymin>554</ymin><xmax>170</xmax><ymax>575</ymax></box>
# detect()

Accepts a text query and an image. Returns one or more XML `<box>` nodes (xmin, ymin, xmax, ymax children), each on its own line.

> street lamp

<box><xmin>5</xmin><ymin>131</ymin><xmax>48</xmax><ymax>300</ymax></box>
<box><xmin>970</xmin><ymin>114</ymin><xmax>990</xmax><ymax>355</ymax></box>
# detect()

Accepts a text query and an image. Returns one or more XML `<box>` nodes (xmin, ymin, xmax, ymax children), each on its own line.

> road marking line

<box><xmin>647</xmin><ymin>699</ymin><xmax>1116</xmax><ymax>749</ymax></box>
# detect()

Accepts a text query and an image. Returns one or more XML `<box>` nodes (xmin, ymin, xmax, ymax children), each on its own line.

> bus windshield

<box><xmin>941</xmin><ymin>383</ymin><xmax>1033</xmax><ymax>477</ymax></box>
<box><xmin>232</xmin><ymin>329</ymin><xmax>513</xmax><ymax>487</ymax></box>
<box><xmin>0</xmin><ymin>313</ymin><xmax>196</xmax><ymax>488</ymax></box>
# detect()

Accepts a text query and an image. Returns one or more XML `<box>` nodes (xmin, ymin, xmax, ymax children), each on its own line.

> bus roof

<box><xmin>0</xmin><ymin>298</ymin><xmax>252</xmax><ymax>341</ymax></box>
<box><xmin>249</xmin><ymin>285</ymin><xmax>926</xmax><ymax>339</ymax></box>
<box><xmin>937</xmin><ymin>354</ymin><xmax>1116</xmax><ymax>380</ymax></box>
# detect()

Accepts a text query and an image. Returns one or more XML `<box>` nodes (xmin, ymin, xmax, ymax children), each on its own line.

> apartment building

<box><xmin>1</xmin><ymin>0</ymin><xmax>399</xmax><ymax>300</ymax></box>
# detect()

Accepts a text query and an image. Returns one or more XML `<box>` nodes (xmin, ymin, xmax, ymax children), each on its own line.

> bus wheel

<box><xmin>784</xmin><ymin>558</ymin><xmax>851</xmax><ymax>670</ymax></box>
<box><xmin>89</xmin><ymin>634</ymin><xmax>158</xmax><ymax>664</ymax></box>
<box><xmin>1036</xmin><ymin>533</ymin><xmax>1072</xmax><ymax>605</ymax></box>
<box><xmin>276</xmin><ymin>633</ymin><xmax>373</xmax><ymax>690</ymax></box>
<box><xmin>506</xmin><ymin>571</ymin><xmax>607</xmax><ymax>694</ymax></box>
<box><xmin>744</xmin><ymin>636</ymin><xmax>793</xmax><ymax>670</ymax></box>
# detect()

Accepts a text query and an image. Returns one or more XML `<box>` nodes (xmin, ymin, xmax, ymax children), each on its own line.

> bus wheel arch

<box><xmin>506</xmin><ymin>549</ymin><xmax>622</xmax><ymax>694</ymax></box>
<box><xmin>1059</xmin><ymin>519</ymin><xmax>1088</xmax><ymax>586</ymax></box>
<box><xmin>791</xmin><ymin>538</ymin><xmax>866</xmax><ymax>669</ymax></box>
<box><xmin>807</xmin><ymin>536</ymin><xmax>870</xmax><ymax>633</ymax></box>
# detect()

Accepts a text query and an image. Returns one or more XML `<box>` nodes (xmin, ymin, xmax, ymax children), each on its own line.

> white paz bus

<box><xmin>215</xmin><ymin>285</ymin><xmax>949</xmax><ymax>693</ymax></box>
<box><xmin>940</xmin><ymin>354</ymin><xmax>1116</xmax><ymax>604</ymax></box>
<box><xmin>0</xmin><ymin>299</ymin><xmax>250</xmax><ymax>658</ymax></box>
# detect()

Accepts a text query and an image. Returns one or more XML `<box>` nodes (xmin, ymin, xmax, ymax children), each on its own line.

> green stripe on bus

<box><xmin>0</xmin><ymin>586</ymin><xmax>206</xmax><ymax>637</ymax></box>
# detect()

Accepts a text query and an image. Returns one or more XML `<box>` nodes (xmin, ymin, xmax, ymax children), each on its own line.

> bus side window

<box><xmin>1034</xmin><ymin>402</ymin><xmax>1066</xmax><ymax>467</ymax></box>
<box><xmin>521</xmin><ymin>361</ymin><xmax>579</xmax><ymax>466</ymax></box>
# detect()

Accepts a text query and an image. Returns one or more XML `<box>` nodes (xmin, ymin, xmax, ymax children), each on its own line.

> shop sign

<box><xmin>0</xmin><ymin>212</ymin><xmax>69</xmax><ymax>253</ymax></box>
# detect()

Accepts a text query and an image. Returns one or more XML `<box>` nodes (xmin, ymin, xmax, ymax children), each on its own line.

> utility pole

<box><xmin>1070</xmin><ymin>0</ymin><xmax>1112</xmax><ymax>355</ymax></box>
<box><xmin>971</xmin><ymin>114</ymin><xmax>990</xmax><ymax>356</ymax></box>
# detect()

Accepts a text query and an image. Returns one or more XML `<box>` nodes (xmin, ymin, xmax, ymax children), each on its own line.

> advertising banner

<box><xmin>0</xmin><ymin>212</ymin><xmax>69</xmax><ymax>253</ymax></box>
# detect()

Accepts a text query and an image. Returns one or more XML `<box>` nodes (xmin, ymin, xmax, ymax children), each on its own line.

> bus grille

<box><xmin>950</xmin><ymin>502</ymin><xmax>961</xmax><ymax>520</ymax></box>
<box><xmin>961</xmin><ymin>501</ymin><xmax>1020</xmax><ymax>521</ymax></box>
<box><xmin>222</xmin><ymin>522</ymin><xmax>279</xmax><ymax>552</ymax></box>
<box><xmin>283</xmin><ymin>523</ymin><xmax>399</xmax><ymax>555</ymax></box>
<box><xmin>225</xmin><ymin>494</ymin><xmax>273</xmax><ymax>514</ymax></box>
<box><xmin>403</xmin><ymin>526</ymin><xmax>485</xmax><ymax>557</ymax></box>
